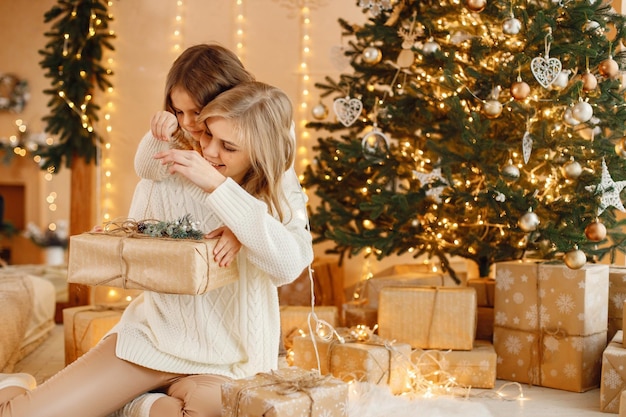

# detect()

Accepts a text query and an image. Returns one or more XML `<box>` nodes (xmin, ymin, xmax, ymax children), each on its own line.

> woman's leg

<box><xmin>149</xmin><ymin>374</ymin><xmax>232</xmax><ymax>417</ymax></box>
<box><xmin>0</xmin><ymin>334</ymin><xmax>181</xmax><ymax>417</ymax></box>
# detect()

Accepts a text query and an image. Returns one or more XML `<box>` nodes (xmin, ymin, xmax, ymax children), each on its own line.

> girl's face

<box><xmin>200</xmin><ymin>117</ymin><xmax>252</xmax><ymax>184</ymax></box>
<box><xmin>170</xmin><ymin>87</ymin><xmax>204</xmax><ymax>142</ymax></box>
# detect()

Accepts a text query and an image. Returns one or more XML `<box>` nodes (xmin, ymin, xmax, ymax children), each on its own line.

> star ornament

<box><xmin>413</xmin><ymin>167</ymin><xmax>448</xmax><ymax>203</ymax></box>
<box><xmin>585</xmin><ymin>158</ymin><xmax>626</xmax><ymax>215</ymax></box>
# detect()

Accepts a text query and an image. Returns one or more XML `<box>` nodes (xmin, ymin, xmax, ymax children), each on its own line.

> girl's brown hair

<box><xmin>164</xmin><ymin>44</ymin><xmax>255</xmax><ymax>149</ymax></box>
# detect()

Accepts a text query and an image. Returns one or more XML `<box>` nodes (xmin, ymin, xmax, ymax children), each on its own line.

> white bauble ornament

<box><xmin>571</xmin><ymin>101</ymin><xmax>593</xmax><ymax>123</ymax></box>
<box><xmin>576</xmin><ymin>124</ymin><xmax>601</xmax><ymax>140</ymax></box>
<box><xmin>483</xmin><ymin>99</ymin><xmax>503</xmax><ymax>118</ymax></box>
<box><xmin>562</xmin><ymin>159</ymin><xmax>582</xmax><ymax>179</ymax></box>
<box><xmin>362</xmin><ymin>46</ymin><xmax>382</xmax><ymax>65</ymax></box>
<box><xmin>563</xmin><ymin>108</ymin><xmax>580</xmax><ymax>126</ymax></box>
<box><xmin>551</xmin><ymin>70</ymin><xmax>570</xmax><ymax>89</ymax></box>
<box><xmin>422</xmin><ymin>39</ymin><xmax>440</xmax><ymax>55</ymax></box>
<box><xmin>518</xmin><ymin>210</ymin><xmax>540</xmax><ymax>232</ymax></box>
<box><xmin>311</xmin><ymin>103</ymin><xmax>328</xmax><ymax>120</ymax></box>
<box><xmin>564</xmin><ymin>248</ymin><xmax>586</xmax><ymax>269</ymax></box>
<box><xmin>503</xmin><ymin>17</ymin><xmax>522</xmax><ymax>35</ymax></box>
<box><xmin>583</xmin><ymin>20</ymin><xmax>601</xmax><ymax>33</ymax></box>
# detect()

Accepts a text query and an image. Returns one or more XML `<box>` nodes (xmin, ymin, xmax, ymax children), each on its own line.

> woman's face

<box><xmin>170</xmin><ymin>87</ymin><xmax>204</xmax><ymax>142</ymax></box>
<box><xmin>200</xmin><ymin>117</ymin><xmax>252</xmax><ymax>184</ymax></box>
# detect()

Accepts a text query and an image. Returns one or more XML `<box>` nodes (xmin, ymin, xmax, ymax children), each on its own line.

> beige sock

<box><xmin>110</xmin><ymin>393</ymin><xmax>168</xmax><ymax>417</ymax></box>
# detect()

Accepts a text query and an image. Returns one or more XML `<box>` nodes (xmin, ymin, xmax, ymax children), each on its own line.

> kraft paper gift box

<box><xmin>365</xmin><ymin>271</ymin><xmax>446</xmax><ymax>309</ymax></box>
<box><xmin>63</xmin><ymin>305</ymin><xmax>124</xmax><ymax>365</ymax></box>
<box><xmin>601</xmin><ymin>331</ymin><xmax>626</xmax><ymax>412</ymax></box>
<box><xmin>280</xmin><ymin>306</ymin><xmax>338</xmax><ymax>350</ymax></box>
<box><xmin>221</xmin><ymin>367</ymin><xmax>348</xmax><ymax>417</ymax></box>
<box><xmin>493</xmin><ymin>260</ymin><xmax>609</xmax><ymax>392</ymax></box>
<box><xmin>91</xmin><ymin>286</ymin><xmax>143</xmax><ymax>306</ymax></box>
<box><xmin>377</xmin><ymin>286</ymin><xmax>477</xmax><ymax>350</ymax></box>
<box><xmin>467</xmin><ymin>278</ymin><xmax>495</xmax><ymax>307</ymax></box>
<box><xmin>278</xmin><ymin>258</ymin><xmax>345</xmax><ymax>313</ymax></box>
<box><xmin>67</xmin><ymin>233</ymin><xmax>239</xmax><ymax>295</ymax></box>
<box><xmin>620</xmin><ymin>390</ymin><xmax>626</xmax><ymax>416</ymax></box>
<box><xmin>291</xmin><ymin>333</ymin><xmax>412</xmax><ymax>394</ymax></box>
<box><xmin>410</xmin><ymin>340</ymin><xmax>497</xmax><ymax>389</ymax></box>
<box><xmin>342</xmin><ymin>300</ymin><xmax>378</xmax><ymax>329</ymax></box>
<box><xmin>609</xmin><ymin>266</ymin><xmax>626</xmax><ymax>341</ymax></box>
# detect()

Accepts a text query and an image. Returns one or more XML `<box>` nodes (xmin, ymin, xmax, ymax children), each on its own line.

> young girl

<box><xmin>0</xmin><ymin>55</ymin><xmax>313</xmax><ymax>417</ymax></box>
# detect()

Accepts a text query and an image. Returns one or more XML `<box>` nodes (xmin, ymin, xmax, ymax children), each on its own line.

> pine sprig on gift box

<box><xmin>137</xmin><ymin>214</ymin><xmax>204</xmax><ymax>240</ymax></box>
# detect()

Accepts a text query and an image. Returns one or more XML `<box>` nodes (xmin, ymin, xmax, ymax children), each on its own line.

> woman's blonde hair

<box><xmin>164</xmin><ymin>44</ymin><xmax>255</xmax><ymax>150</ymax></box>
<box><xmin>198</xmin><ymin>81</ymin><xmax>295</xmax><ymax>221</ymax></box>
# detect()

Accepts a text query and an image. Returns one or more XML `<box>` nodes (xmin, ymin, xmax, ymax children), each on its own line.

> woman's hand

<box><xmin>151</xmin><ymin>111</ymin><xmax>178</xmax><ymax>141</ymax></box>
<box><xmin>206</xmin><ymin>226</ymin><xmax>242</xmax><ymax>267</ymax></box>
<box><xmin>154</xmin><ymin>149</ymin><xmax>226</xmax><ymax>192</ymax></box>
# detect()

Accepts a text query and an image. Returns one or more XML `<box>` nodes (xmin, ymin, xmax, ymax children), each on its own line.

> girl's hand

<box><xmin>206</xmin><ymin>226</ymin><xmax>242</xmax><ymax>267</ymax></box>
<box><xmin>151</xmin><ymin>111</ymin><xmax>178</xmax><ymax>141</ymax></box>
<box><xmin>154</xmin><ymin>149</ymin><xmax>226</xmax><ymax>192</ymax></box>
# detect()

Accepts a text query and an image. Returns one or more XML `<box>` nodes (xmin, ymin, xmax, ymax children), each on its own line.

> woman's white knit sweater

<box><xmin>110</xmin><ymin>132</ymin><xmax>313</xmax><ymax>378</ymax></box>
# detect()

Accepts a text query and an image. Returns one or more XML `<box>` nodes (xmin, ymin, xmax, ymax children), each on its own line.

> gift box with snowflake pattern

<box><xmin>609</xmin><ymin>266</ymin><xmax>626</xmax><ymax>342</ymax></box>
<box><xmin>291</xmin><ymin>333</ymin><xmax>412</xmax><ymax>394</ymax></box>
<box><xmin>410</xmin><ymin>340</ymin><xmax>497</xmax><ymax>389</ymax></box>
<box><xmin>221</xmin><ymin>367</ymin><xmax>348</xmax><ymax>417</ymax></box>
<box><xmin>601</xmin><ymin>331</ymin><xmax>626</xmax><ymax>412</ymax></box>
<box><xmin>493</xmin><ymin>260</ymin><xmax>609</xmax><ymax>392</ymax></box>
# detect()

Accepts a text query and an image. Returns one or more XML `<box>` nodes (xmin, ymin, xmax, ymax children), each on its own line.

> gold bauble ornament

<box><xmin>483</xmin><ymin>99</ymin><xmax>502</xmax><ymax>118</ymax></box>
<box><xmin>564</xmin><ymin>248</ymin><xmax>586</xmax><ymax>269</ymax></box>
<box><xmin>616</xmin><ymin>137</ymin><xmax>626</xmax><ymax>158</ymax></box>
<box><xmin>311</xmin><ymin>103</ymin><xmax>328</xmax><ymax>120</ymax></box>
<box><xmin>518</xmin><ymin>210</ymin><xmax>540</xmax><ymax>232</ymax></box>
<box><xmin>362</xmin><ymin>46</ymin><xmax>382</xmax><ymax>65</ymax></box>
<box><xmin>585</xmin><ymin>220</ymin><xmax>607</xmax><ymax>242</ymax></box>
<box><xmin>466</xmin><ymin>0</ymin><xmax>486</xmax><ymax>12</ymax></box>
<box><xmin>581</xmin><ymin>72</ymin><xmax>598</xmax><ymax>91</ymax></box>
<box><xmin>599</xmin><ymin>57</ymin><xmax>619</xmax><ymax>78</ymax></box>
<box><xmin>510</xmin><ymin>81</ymin><xmax>530</xmax><ymax>100</ymax></box>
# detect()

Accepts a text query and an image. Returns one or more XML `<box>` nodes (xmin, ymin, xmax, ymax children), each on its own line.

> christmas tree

<box><xmin>302</xmin><ymin>0</ymin><xmax>626</xmax><ymax>280</ymax></box>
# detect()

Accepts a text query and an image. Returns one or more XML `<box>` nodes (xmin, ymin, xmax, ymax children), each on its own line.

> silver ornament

<box><xmin>518</xmin><ymin>210</ymin><xmax>540</xmax><ymax>232</ymax></box>
<box><xmin>483</xmin><ymin>99</ymin><xmax>503</xmax><ymax>118</ymax></box>
<box><xmin>502</xmin><ymin>161</ymin><xmax>520</xmax><ymax>181</ymax></box>
<box><xmin>422</xmin><ymin>40</ymin><xmax>440</xmax><ymax>55</ymax></box>
<box><xmin>362</xmin><ymin>46</ymin><xmax>382</xmax><ymax>65</ymax></box>
<box><xmin>562</xmin><ymin>159</ymin><xmax>582</xmax><ymax>179</ymax></box>
<box><xmin>361</xmin><ymin>129</ymin><xmax>390</xmax><ymax>163</ymax></box>
<box><xmin>551</xmin><ymin>70</ymin><xmax>570</xmax><ymax>90</ymax></box>
<box><xmin>311</xmin><ymin>103</ymin><xmax>328</xmax><ymax>120</ymax></box>
<box><xmin>503</xmin><ymin>17</ymin><xmax>522</xmax><ymax>35</ymax></box>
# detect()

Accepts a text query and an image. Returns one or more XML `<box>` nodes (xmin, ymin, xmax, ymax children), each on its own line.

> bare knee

<box><xmin>162</xmin><ymin>374</ymin><xmax>231</xmax><ymax>417</ymax></box>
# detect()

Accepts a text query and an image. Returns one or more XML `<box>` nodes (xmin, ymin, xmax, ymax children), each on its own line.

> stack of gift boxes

<box><xmin>282</xmin><ymin>262</ymin><xmax>498</xmax><ymax>393</ymax></box>
<box><xmin>600</xmin><ymin>267</ymin><xmax>626</xmax><ymax>414</ymax></box>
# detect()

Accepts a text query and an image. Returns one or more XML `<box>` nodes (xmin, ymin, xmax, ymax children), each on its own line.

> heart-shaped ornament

<box><xmin>531</xmin><ymin>56</ymin><xmax>562</xmax><ymax>88</ymax></box>
<box><xmin>333</xmin><ymin>97</ymin><xmax>363</xmax><ymax>127</ymax></box>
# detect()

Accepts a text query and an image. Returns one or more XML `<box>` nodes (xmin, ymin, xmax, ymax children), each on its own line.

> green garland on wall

<box><xmin>38</xmin><ymin>0</ymin><xmax>115</xmax><ymax>171</ymax></box>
